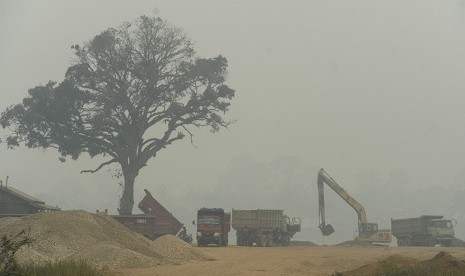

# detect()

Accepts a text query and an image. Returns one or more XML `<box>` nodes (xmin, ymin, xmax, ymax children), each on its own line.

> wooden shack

<box><xmin>0</xmin><ymin>184</ymin><xmax>60</xmax><ymax>217</ymax></box>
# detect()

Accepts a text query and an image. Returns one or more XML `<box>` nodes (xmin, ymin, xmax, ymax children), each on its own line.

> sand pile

<box><xmin>0</xmin><ymin>210</ymin><xmax>206</xmax><ymax>269</ymax></box>
<box><xmin>335</xmin><ymin>240</ymin><xmax>374</xmax><ymax>247</ymax></box>
<box><xmin>338</xmin><ymin>251</ymin><xmax>465</xmax><ymax>276</ymax></box>
<box><xmin>151</xmin><ymin>235</ymin><xmax>210</xmax><ymax>264</ymax></box>
<box><xmin>420</xmin><ymin>251</ymin><xmax>465</xmax><ymax>273</ymax></box>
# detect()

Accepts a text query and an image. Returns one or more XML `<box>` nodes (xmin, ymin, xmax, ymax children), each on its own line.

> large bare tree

<box><xmin>0</xmin><ymin>16</ymin><xmax>235</xmax><ymax>214</ymax></box>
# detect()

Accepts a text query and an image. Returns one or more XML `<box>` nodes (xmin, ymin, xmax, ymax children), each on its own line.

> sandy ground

<box><xmin>113</xmin><ymin>245</ymin><xmax>465</xmax><ymax>276</ymax></box>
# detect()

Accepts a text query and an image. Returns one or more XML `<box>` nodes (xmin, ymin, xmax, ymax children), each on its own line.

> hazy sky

<box><xmin>1</xmin><ymin>0</ymin><xmax>465</xmax><ymax>244</ymax></box>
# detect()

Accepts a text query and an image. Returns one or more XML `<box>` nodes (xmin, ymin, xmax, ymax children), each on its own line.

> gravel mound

<box><xmin>334</xmin><ymin>240</ymin><xmax>373</xmax><ymax>247</ymax></box>
<box><xmin>0</xmin><ymin>216</ymin><xmax>20</xmax><ymax>225</ymax></box>
<box><xmin>421</xmin><ymin>251</ymin><xmax>465</xmax><ymax>272</ymax></box>
<box><xmin>0</xmin><ymin>210</ymin><xmax>206</xmax><ymax>269</ymax></box>
<box><xmin>151</xmin><ymin>235</ymin><xmax>209</xmax><ymax>264</ymax></box>
<box><xmin>337</xmin><ymin>252</ymin><xmax>465</xmax><ymax>276</ymax></box>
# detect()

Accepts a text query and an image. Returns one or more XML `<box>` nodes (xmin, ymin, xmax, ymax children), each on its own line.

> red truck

<box><xmin>111</xmin><ymin>189</ymin><xmax>183</xmax><ymax>240</ymax></box>
<box><xmin>196</xmin><ymin>208</ymin><xmax>231</xmax><ymax>246</ymax></box>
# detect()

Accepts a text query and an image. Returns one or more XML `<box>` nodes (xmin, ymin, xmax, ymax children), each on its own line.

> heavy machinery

<box><xmin>232</xmin><ymin>209</ymin><xmax>301</xmax><ymax>247</ymax></box>
<box><xmin>111</xmin><ymin>189</ymin><xmax>183</xmax><ymax>240</ymax></box>
<box><xmin>195</xmin><ymin>207</ymin><xmax>231</xmax><ymax>247</ymax></box>
<box><xmin>391</xmin><ymin>215</ymin><xmax>456</xmax><ymax>247</ymax></box>
<box><xmin>317</xmin><ymin>168</ymin><xmax>391</xmax><ymax>244</ymax></box>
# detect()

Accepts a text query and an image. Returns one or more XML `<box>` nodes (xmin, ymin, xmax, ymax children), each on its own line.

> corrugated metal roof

<box><xmin>0</xmin><ymin>185</ymin><xmax>44</xmax><ymax>204</ymax></box>
<box><xmin>30</xmin><ymin>202</ymin><xmax>61</xmax><ymax>211</ymax></box>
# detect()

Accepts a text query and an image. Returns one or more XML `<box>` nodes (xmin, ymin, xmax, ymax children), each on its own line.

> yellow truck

<box><xmin>232</xmin><ymin>209</ymin><xmax>301</xmax><ymax>247</ymax></box>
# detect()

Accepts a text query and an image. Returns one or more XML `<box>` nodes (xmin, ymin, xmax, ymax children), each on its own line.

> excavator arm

<box><xmin>317</xmin><ymin>168</ymin><xmax>391</xmax><ymax>244</ymax></box>
<box><xmin>317</xmin><ymin>168</ymin><xmax>367</xmax><ymax>236</ymax></box>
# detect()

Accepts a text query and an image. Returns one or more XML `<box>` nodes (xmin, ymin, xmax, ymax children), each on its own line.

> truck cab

<box><xmin>428</xmin><ymin>219</ymin><xmax>455</xmax><ymax>245</ymax></box>
<box><xmin>285</xmin><ymin>216</ymin><xmax>302</xmax><ymax>236</ymax></box>
<box><xmin>196</xmin><ymin>208</ymin><xmax>231</xmax><ymax>247</ymax></box>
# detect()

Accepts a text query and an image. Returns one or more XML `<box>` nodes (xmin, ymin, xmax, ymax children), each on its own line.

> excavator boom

<box><xmin>317</xmin><ymin>168</ymin><xmax>391</xmax><ymax>244</ymax></box>
<box><xmin>318</xmin><ymin>168</ymin><xmax>367</xmax><ymax>233</ymax></box>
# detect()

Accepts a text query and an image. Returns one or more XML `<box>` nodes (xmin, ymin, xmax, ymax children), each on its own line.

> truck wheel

<box><xmin>398</xmin><ymin>237</ymin><xmax>411</xmax><ymax>247</ymax></box>
<box><xmin>441</xmin><ymin>240</ymin><xmax>451</xmax><ymax>247</ymax></box>
<box><xmin>258</xmin><ymin>234</ymin><xmax>267</xmax><ymax>247</ymax></box>
<box><xmin>403</xmin><ymin>238</ymin><xmax>411</xmax><ymax>246</ymax></box>
<box><xmin>427</xmin><ymin>237</ymin><xmax>436</xmax><ymax>247</ymax></box>
<box><xmin>281</xmin><ymin>234</ymin><xmax>290</xmax><ymax>246</ymax></box>
<box><xmin>237</xmin><ymin>236</ymin><xmax>244</xmax><ymax>246</ymax></box>
<box><xmin>265</xmin><ymin>234</ymin><xmax>272</xmax><ymax>247</ymax></box>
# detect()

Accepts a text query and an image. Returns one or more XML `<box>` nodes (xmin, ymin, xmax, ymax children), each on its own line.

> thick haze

<box><xmin>1</xmin><ymin>0</ymin><xmax>465</xmax><ymax>244</ymax></box>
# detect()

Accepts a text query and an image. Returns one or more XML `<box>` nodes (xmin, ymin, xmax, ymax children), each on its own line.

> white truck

<box><xmin>391</xmin><ymin>215</ymin><xmax>456</xmax><ymax>247</ymax></box>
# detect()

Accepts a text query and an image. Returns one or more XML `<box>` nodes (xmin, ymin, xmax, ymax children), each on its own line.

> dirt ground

<box><xmin>114</xmin><ymin>245</ymin><xmax>465</xmax><ymax>276</ymax></box>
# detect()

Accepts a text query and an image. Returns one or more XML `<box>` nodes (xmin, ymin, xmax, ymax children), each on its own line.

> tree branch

<box><xmin>80</xmin><ymin>158</ymin><xmax>119</xmax><ymax>174</ymax></box>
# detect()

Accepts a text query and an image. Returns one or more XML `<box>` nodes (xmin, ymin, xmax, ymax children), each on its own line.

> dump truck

<box><xmin>110</xmin><ymin>214</ymin><xmax>158</xmax><ymax>239</ymax></box>
<box><xmin>317</xmin><ymin>168</ymin><xmax>392</xmax><ymax>244</ymax></box>
<box><xmin>195</xmin><ymin>207</ymin><xmax>231</xmax><ymax>247</ymax></box>
<box><xmin>111</xmin><ymin>189</ymin><xmax>183</xmax><ymax>240</ymax></box>
<box><xmin>391</xmin><ymin>215</ymin><xmax>456</xmax><ymax>247</ymax></box>
<box><xmin>232</xmin><ymin>209</ymin><xmax>301</xmax><ymax>247</ymax></box>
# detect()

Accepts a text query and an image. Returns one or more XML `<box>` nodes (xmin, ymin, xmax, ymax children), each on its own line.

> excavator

<box><xmin>317</xmin><ymin>168</ymin><xmax>391</xmax><ymax>244</ymax></box>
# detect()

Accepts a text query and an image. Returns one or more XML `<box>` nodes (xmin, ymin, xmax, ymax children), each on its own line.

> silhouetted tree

<box><xmin>0</xmin><ymin>16</ymin><xmax>235</xmax><ymax>214</ymax></box>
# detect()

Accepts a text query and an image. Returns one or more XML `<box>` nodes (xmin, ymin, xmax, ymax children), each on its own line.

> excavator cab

<box><xmin>360</xmin><ymin>223</ymin><xmax>378</xmax><ymax>238</ymax></box>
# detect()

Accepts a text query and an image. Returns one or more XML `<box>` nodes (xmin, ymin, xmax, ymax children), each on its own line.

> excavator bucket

<box><xmin>320</xmin><ymin>224</ymin><xmax>335</xmax><ymax>236</ymax></box>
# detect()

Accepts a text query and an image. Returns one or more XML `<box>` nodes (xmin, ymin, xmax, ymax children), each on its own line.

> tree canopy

<box><xmin>0</xmin><ymin>16</ymin><xmax>235</xmax><ymax>214</ymax></box>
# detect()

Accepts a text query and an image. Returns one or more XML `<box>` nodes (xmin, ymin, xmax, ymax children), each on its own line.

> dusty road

<box><xmin>114</xmin><ymin>245</ymin><xmax>465</xmax><ymax>276</ymax></box>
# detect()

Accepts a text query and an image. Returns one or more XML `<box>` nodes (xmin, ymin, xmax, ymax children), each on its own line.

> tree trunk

<box><xmin>118</xmin><ymin>172</ymin><xmax>135</xmax><ymax>215</ymax></box>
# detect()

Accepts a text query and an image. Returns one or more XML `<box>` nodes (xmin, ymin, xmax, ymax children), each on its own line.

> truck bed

<box><xmin>232</xmin><ymin>209</ymin><xmax>283</xmax><ymax>230</ymax></box>
<box><xmin>111</xmin><ymin>214</ymin><xmax>157</xmax><ymax>239</ymax></box>
<box><xmin>137</xmin><ymin>189</ymin><xmax>183</xmax><ymax>237</ymax></box>
<box><xmin>391</xmin><ymin>215</ymin><xmax>443</xmax><ymax>236</ymax></box>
